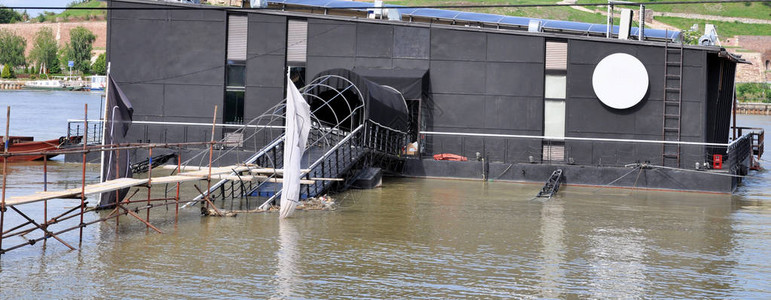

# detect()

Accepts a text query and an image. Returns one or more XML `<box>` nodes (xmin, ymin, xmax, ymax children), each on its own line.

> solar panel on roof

<box><xmin>268</xmin><ymin>0</ymin><xmax>680</xmax><ymax>41</ymax></box>
<box><xmin>499</xmin><ymin>16</ymin><xmax>534</xmax><ymax>27</ymax></box>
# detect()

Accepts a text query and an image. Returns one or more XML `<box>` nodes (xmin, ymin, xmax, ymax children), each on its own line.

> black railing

<box><xmin>726</xmin><ymin>133</ymin><xmax>753</xmax><ymax>176</ymax></box>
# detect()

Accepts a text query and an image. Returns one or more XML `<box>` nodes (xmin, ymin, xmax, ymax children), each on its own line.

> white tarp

<box><xmin>279</xmin><ymin>78</ymin><xmax>311</xmax><ymax>219</ymax></box>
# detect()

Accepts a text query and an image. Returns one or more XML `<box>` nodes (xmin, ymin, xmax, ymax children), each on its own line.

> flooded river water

<box><xmin>0</xmin><ymin>91</ymin><xmax>769</xmax><ymax>298</ymax></box>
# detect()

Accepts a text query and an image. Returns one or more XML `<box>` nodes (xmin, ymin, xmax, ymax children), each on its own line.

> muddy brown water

<box><xmin>0</xmin><ymin>91</ymin><xmax>769</xmax><ymax>298</ymax></box>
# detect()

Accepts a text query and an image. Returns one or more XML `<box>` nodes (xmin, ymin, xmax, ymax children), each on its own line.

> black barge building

<box><xmin>100</xmin><ymin>0</ymin><xmax>761</xmax><ymax>196</ymax></box>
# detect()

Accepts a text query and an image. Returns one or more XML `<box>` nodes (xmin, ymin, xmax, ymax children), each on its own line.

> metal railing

<box><xmin>66</xmin><ymin>120</ymin><xmax>103</xmax><ymax>145</ymax></box>
<box><xmin>258</xmin><ymin>119</ymin><xmax>407</xmax><ymax>209</ymax></box>
<box><xmin>419</xmin><ymin>130</ymin><xmax>748</xmax><ymax>169</ymax></box>
<box><xmin>726</xmin><ymin>133</ymin><xmax>753</xmax><ymax>176</ymax></box>
<box><xmin>735</xmin><ymin>126</ymin><xmax>765</xmax><ymax>160</ymax></box>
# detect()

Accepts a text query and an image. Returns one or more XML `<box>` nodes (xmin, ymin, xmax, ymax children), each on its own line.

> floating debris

<box><xmin>296</xmin><ymin>195</ymin><xmax>336</xmax><ymax>211</ymax></box>
<box><xmin>201</xmin><ymin>206</ymin><xmax>237</xmax><ymax>217</ymax></box>
<box><xmin>225</xmin><ymin>195</ymin><xmax>337</xmax><ymax>214</ymax></box>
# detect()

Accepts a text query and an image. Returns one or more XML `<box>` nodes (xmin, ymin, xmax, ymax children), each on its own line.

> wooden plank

<box><xmin>6</xmin><ymin>164</ymin><xmax>333</xmax><ymax>207</ymax></box>
<box><xmin>249</xmin><ymin>168</ymin><xmax>311</xmax><ymax>174</ymax></box>
<box><xmin>7</xmin><ymin>178</ymin><xmax>149</xmax><ymax>206</ymax></box>
<box><xmin>216</xmin><ymin>175</ymin><xmax>316</xmax><ymax>185</ymax></box>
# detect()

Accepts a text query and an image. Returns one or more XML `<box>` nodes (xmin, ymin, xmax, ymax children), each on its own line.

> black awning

<box><xmin>352</xmin><ymin>67</ymin><xmax>429</xmax><ymax>100</ymax></box>
<box><xmin>310</xmin><ymin>69</ymin><xmax>410</xmax><ymax>132</ymax></box>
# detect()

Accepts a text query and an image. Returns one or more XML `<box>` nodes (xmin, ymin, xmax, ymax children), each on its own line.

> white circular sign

<box><xmin>592</xmin><ymin>53</ymin><xmax>649</xmax><ymax>109</ymax></box>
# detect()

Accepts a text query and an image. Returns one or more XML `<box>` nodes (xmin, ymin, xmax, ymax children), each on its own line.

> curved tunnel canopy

<box><xmin>306</xmin><ymin>69</ymin><xmax>409</xmax><ymax>132</ymax></box>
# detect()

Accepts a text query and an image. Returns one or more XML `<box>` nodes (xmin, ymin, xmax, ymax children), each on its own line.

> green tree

<box><xmin>1</xmin><ymin>65</ymin><xmax>13</xmax><ymax>79</ymax></box>
<box><xmin>0</xmin><ymin>6</ymin><xmax>23</xmax><ymax>24</ymax></box>
<box><xmin>63</xmin><ymin>26</ymin><xmax>95</xmax><ymax>74</ymax></box>
<box><xmin>0</xmin><ymin>29</ymin><xmax>26</xmax><ymax>67</ymax></box>
<box><xmin>91</xmin><ymin>53</ymin><xmax>106</xmax><ymax>75</ymax></box>
<box><xmin>28</xmin><ymin>27</ymin><xmax>61</xmax><ymax>74</ymax></box>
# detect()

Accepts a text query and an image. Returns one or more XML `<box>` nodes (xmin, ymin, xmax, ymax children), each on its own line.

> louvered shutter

<box><xmin>545</xmin><ymin>41</ymin><xmax>567</xmax><ymax>70</ymax></box>
<box><xmin>227</xmin><ymin>15</ymin><xmax>248</xmax><ymax>61</ymax></box>
<box><xmin>286</xmin><ymin>20</ymin><xmax>307</xmax><ymax>64</ymax></box>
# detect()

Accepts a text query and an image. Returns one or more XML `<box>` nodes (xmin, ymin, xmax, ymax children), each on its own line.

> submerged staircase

<box><xmin>662</xmin><ymin>40</ymin><xmax>684</xmax><ymax>168</ymax></box>
<box><xmin>536</xmin><ymin>169</ymin><xmax>563</xmax><ymax>199</ymax></box>
<box><xmin>188</xmin><ymin>74</ymin><xmax>408</xmax><ymax>208</ymax></box>
<box><xmin>249</xmin><ymin>121</ymin><xmax>404</xmax><ymax>206</ymax></box>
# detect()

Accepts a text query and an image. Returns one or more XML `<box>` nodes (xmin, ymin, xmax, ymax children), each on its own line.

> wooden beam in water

<box><xmin>6</xmin><ymin>164</ymin><xmax>342</xmax><ymax>207</ymax></box>
<box><xmin>7</xmin><ymin>178</ymin><xmax>150</xmax><ymax>206</ymax></box>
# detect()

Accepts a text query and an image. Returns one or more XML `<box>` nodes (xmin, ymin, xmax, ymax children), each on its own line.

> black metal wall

<box><xmin>565</xmin><ymin>40</ymin><xmax>708</xmax><ymax>167</ymax></box>
<box><xmin>109</xmin><ymin>0</ymin><xmax>727</xmax><ymax>169</ymax></box>
<box><xmin>109</xmin><ymin>0</ymin><xmax>227</xmax><ymax>144</ymax></box>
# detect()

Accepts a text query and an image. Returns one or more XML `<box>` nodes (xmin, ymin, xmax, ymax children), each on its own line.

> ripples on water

<box><xmin>0</xmin><ymin>91</ymin><xmax>769</xmax><ymax>298</ymax></box>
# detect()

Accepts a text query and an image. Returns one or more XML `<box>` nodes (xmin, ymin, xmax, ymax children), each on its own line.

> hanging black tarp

<box><xmin>352</xmin><ymin>67</ymin><xmax>429</xmax><ymax>101</ymax></box>
<box><xmin>98</xmin><ymin>76</ymin><xmax>134</xmax><ymax>208</ymax></box>
<box><xmin>309</xmin><ymin>69</ymin><xmax>410</xmax><ymax>132</ymax></box>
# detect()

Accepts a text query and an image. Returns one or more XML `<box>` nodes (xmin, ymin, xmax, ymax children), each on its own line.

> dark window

<box><xmin>224</xmin><ymin>91</ymin><xmax>244</xmax><ymax>124</ymax></box>
<box><xmin>289</xmin><ymin>66</ymin><xmax>306</xmax><ymax>89</ymax></box>
<box><xmin>227</xmin><ymin>62</ymin><xmax>246</xmax><ymax>87</ymax></box>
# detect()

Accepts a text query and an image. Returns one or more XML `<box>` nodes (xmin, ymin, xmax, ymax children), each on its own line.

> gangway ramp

<box><xmin>7</xmin><ymin>165</ymin><xmax>265</xmax><ymax>207</ymax></box>
<box><xmin>191</xmin><ymin>69</ymin><xmax>411</xmax><ymax>207</ymax></box>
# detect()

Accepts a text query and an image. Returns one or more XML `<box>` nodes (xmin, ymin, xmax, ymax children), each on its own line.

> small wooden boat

<box><xmin>433</xmin><ymin>153</ymin><xmax>468</xmax><ymax>161</ymax></box>
<box><xmin>0</xmin><ymin>136</ymin><xmax>82</xmax><ymax>162</ymax></box>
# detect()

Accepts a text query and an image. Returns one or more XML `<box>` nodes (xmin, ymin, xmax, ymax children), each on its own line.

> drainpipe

<box><xmin>639</xmin><ymin>4</ymin><xmax>645</xmax><ymax>41</ymax></box>
<box><xmin>607</xmin><ymin>1</ymin><xmax>614</xmax><ymax>38</ymax></box>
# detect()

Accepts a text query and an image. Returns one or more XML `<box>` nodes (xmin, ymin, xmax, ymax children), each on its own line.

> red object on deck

<box><xmin>433</xmin><ymin>153</ymin><xmax>468</xmax><ymax>161</ymax></box>
<box><xmin>713</xmin><ymin>154</ymin><xmax>723</xmax><ymax>169</ymax></box>
<box><xmin>0</xmin><ymin>136</ymin><xmax>81</xmax><ymax>162</ymax></box>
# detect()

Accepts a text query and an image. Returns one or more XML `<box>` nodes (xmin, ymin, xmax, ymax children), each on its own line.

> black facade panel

<box><xmin>169</xmin><ymin>8</ymin><xmax>224</xmax><ymax>21</ymax></box>
<box><xmin>483</xmin><ymin>96</ymin><xmax>542</xmax><ymax>131</ymax></box>
<box><xmin>393</xmin><ymin>26</ymin><xmax>430</xmax><ymax>59</ymax></box>
<box><xmin>307</xmin><ymin>56</ymin><xmax>356</xmax><ymax>80</ymax></box>
<box><xmin>633</xmin><ymin>99</ymin><xmax>663</xmax><ymax>136</ymax></box>
<box><xmin>165</xmin><ymin>84</ymin><xmax>225</xmax><ymax>119</ymax></box>
<box><xmin>247</xmin><ymin>14</ymin><xmax>287</xmax><ymax>56</ymax></box>
<box><xmin>430</xmin><ymin>28</ymin><xmax>486</xmax><ymax>61</ymax></box>
<box><xmin>110</xmin><ymin>19</ymin><xmax>173</xmax><ymax>81</ymax></box>
<box><xmin>487</xmin><ymin>33</ymin><xmax>544</xmax><ymax>63</ymax></box>
<box><xmin>245</xmin><ymin>87</ymin><xmax>284</xmax><ymax>117</ymax></box>
<box><xmin>568</xmin><ymin>40</ymin><xmax>660</xmax><ymax>65</ymax></box>
<box><xmin>681</xmin><ymin>101</ymin><xmax>704</xmax><ymax>139</ymax></box>
<box><xmin>430</xmin><ymin>94</ymin><xmax>487</xmax><ymax>130</ymax></box>
<box><xmin>164</xmin><ymin>20</ymin><xmax>226</xmax><ymax>85</ymax></box>
<box><xmin>354</xmin><ymin>57</ymin><xmax>394</xmax><ymax>69</ymax></box>
<box><xmin>118</xmin><ymin>83</ymin><xmax>165</xmax><ymax>118</ymax></box>
<box><xmin>110</xmin><ymin>1</ymin><xmax>168</xmax><ymax>19</ymax></box>
<box><xmin>682</xmin><ymin>65</ymin><xmax>707</xmax><ymax>103</ymax></box>
<box><xmin>307</xmin><ymin>19</ymin><xmax>356</xmax><ymax>57</ymax></box>
<box><xmin>356</xmin><ymin>24</ymin><xmax>394</xmax><ymax>58</ymax></box>
<box><xmin>246</xmin><ymin>56</ymin><xmax>285</xmax><ymax>88</ymax></box>
<box><xmin>485</xmin><ymin>62</ymin><xmax>543</xmax><ymax>97</ymax></box>
<box><xmin>429</xmin><ymin>61</ymin><xmax>486</xmax><ymax>94</ymax></box>
<box><xmin>392</xmin><ymin>58</ymin><xmax>430</xmax><ymax>70</ymax></box>
<box><xmin>567</xmin><ymin>97</ymin><xmax>637</xmax><ymax>136</ymax></box>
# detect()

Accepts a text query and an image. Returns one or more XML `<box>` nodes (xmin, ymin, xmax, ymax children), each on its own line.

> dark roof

<box><xmin>269</xmin><ymin>0</ymin><xmax>680</xmax><ymax>41</ymax></box>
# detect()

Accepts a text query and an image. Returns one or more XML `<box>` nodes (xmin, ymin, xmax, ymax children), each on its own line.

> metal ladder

<box><xmin>536</xmin><ymin>169</ymin><xmax>563</xmax><ymax>199</ymax></box>
<box><xmin>662</xmin><ymin>39</ymin><xmax>684</xmax><ymax>168</ymax></box>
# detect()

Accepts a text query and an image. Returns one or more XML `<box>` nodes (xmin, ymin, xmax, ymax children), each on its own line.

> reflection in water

<box><xmin>587</xmin><ymin>226</ymin><xmax>647</xmax><ymax>298</ymax></box>
<box><xmin>0</xmin><ymin>175</ymin><xmax>768</xmax><ymax>298</ymax></box>
<box><xmin>275</xmin><ymin>220</ymin><xmax>300</xmax><ymax>299</ymax></box>
<box><xmin>538</xmin><ymin>200</ymin><xmax>565</xmax><ymax>298</ymax></box>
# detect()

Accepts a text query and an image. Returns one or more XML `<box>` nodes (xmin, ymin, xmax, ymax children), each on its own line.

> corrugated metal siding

<box><xmin>227</xmin><ymin>15</ymin><xmax>248</xmax><ymax>61</ymax></box>
<box><xmin>287</xmin><ymin>19</ymin><xmax>308</xmax><ymax>63</ymax></box>
<box><xmin>545</xmin><ymin>41</ymin><xmax>567</xmax><ymax>70</ymax></box>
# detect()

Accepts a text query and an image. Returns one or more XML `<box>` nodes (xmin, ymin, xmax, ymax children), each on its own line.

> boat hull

<box><xmin>0</xmin><ymin>136</ymin><xmax>81</xmax><ymax>162</ymax></box>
